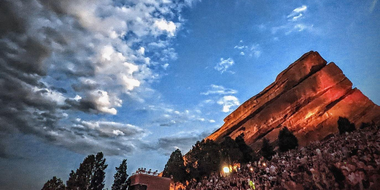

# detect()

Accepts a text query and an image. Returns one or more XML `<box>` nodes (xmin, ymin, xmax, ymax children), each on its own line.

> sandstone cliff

<box><xmin>207</xmin><ymin>51</ymin><xmax>380</xmax><ymax>150</ymax></box>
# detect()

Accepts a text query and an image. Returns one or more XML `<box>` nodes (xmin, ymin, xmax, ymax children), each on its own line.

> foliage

<box><xmin>185</xmin><ymin>140</ymin><xmax>221</xmax><ymax>181</ymax></box>
<box><xmin>163</xmin><ymin>149</ymin><xmax>187</xmax><ymax>183</ymax></box>
<box><xmin>235</xmin><ymin>134</ymin><xmax>257</xmax><ymax>163</ymax></box>
<box><xmin>90</xmin><ymin>152</ymin><xmax>108</xmax><ymax>190</ymax></box>
<box><xmin>66</xmin><ymin>152</ymin><xmax>107</xmax><ymax>190</ymax></box>
<box><xmin>278</xmin><ymin>127</ymin><xmax>298</xmax><ymax>152</ymax></box>
<box><xmin>112</xmin><ymin>159</ymin><xmax>129</xmax><ymax>190</ymax></box>
<box><xmin>42</xmin><ymin>176</ymin><xmax>66</xmax><ymax>190</ymax></box>
<box><xmin>260</xmin><ymin>138</ymin><xmax>275</xmax><ymax>160</ymax></box>
<box><xmin>220</xmin><ymin>136</ymin><xmax>243</xmax><ymax>164</ymax></box>
<box><xmin>338</xmin><ymin>117</ymin><xmax>356</xmax><ymax>134</ymax></box>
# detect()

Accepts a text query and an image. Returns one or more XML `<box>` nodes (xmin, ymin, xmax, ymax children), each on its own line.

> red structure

<box><xmin>128</xmin><ymin>173</ymin><xmax>171</xmax><ymax>190</ymax></box>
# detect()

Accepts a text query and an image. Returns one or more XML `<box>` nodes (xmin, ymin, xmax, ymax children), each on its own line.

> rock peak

<box><xmin>207</xmin><ymin>51</ymin><xmax>380</xmax><ymax>149</ymax></box>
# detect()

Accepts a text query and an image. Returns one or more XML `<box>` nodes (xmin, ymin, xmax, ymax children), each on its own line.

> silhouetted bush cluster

<box><xmin>338</xmin><ymin>117</ymin><xmax>356</xmax><ymax>134</ymax></box>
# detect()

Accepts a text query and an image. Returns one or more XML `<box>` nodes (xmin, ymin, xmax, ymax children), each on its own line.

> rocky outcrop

<box><xmin>207</xmin><ymin>51</ymin><xmax>380</xmax><ymax>150</ymax></box>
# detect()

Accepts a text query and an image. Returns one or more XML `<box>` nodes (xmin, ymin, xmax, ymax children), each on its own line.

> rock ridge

<box><xmin>207</xmin><ymin>51</ymin><xmax>380</xmax><ymax>150</ymax></box>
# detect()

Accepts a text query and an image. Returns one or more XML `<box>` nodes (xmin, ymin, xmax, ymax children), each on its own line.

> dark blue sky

<box><xmin>0</xmin><ymin>0</ymin><xmax>379</xmax><ymax>189</ymax></box>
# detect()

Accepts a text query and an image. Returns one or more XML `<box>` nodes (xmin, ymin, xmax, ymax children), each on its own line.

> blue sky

<box><xmin>0</xmin><ymin>0</ymin><xmax>379</xmax><ymax>189</ymax></box>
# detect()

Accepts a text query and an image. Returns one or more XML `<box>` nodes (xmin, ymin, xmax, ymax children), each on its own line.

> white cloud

<box><xmin>154</xmin><ymin>19</ymin><xmax>178</xmax><ymax>37</ymax></box>
<box><xmin>287</xmin><ymin>5</ymin><xmax>307</xmax><ymax>21</ymax></box>
<box><xmin>201</xmin><ymin>84</ymin><xmax>238</xmax><ymax>95</ymax></box>
<box><xmin>234</xmin><ymin>42</ymin><xmax>262</xmax><ymax>58</ymax></box>
<box><xmin>214</xmin><ymin>58</ymin><xmax>234</xmax><ymax>73</ymax></box>
<box><xmin>217</xmin><ymin>95</ymin><xmax>240</xmax><ymax>113</ymax></box>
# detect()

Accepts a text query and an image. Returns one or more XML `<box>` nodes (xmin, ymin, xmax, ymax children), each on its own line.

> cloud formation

<box><xmin>287</xmin><ymin>5</ymin><xmax>307</xmax><ymax>21</ymax></box>
<box><xmin>217</xmin><ymin>96</ymin><xmax>240</xmax><ymax>113</ymax></box>
<box><xmin>234</xmin><ymin>42</ymin><xmax>262</xmax><ymax>58</ymax></box>
<box><xmin>0</xmin><ymin>0</ymin><xmax>196</xmax><ymax>156</ymax></box>
<box><xmin>214</xmin><ymin>58</ymin><xmax>234</xmax><ymax>73</ymax></box>
<box><xmin>201</xmin><ymin>84</ymin><xmax>238</xmax><ymax>95</ymax></box>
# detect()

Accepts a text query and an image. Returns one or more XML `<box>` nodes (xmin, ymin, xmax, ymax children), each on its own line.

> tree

<box><xmin>90</xmin><ymin>152</ymin><xmax>107</xmax><ymax>190</ymax></box>
<box><xmin>278</xmin><ymin>127</ymin><xmax>298</xmax><ymax>152</ymax></box>
<box><xmin>235</xmin><ymin>134</ymin><xmax>257</xmax><ymax>163</ymax></box>
<box><xmin>112</xmin><ymin>159</ymin><xmax>129</xmax><ymax>190</ymax></box>
<box><xmin>260</xmin><ymin>138</ymin><xmax>275</xmax><ymax>160</ymax></box>
<box><xmin>66</xmin><ymin>154</ymin><xmax>95</xmax><ymax>190</ymax></box>
<box><xmin>66</xmin><ymin>152</ymin><xmax>107</xmax><ymax>190</ymax></box>
<box><xmin>338</xmin><ymin>117</ymin><xmax>356</xmax><ymax>134</ymax></box>
<box><xmin>185</xmin><ymin>140</ymin><xmax>221</xmax><ymax>181</ymax></box>
<box><xmin>42</xmin><ymin>176</ymin><xmax>65</xmax><ymax>190</ymax></box>
<box><xmin>163</xmin><ymin>149</ymin><xmax>187</xmax><ymax>183</ymax></box>
<box><xmin>220</xmin><ymin>136</ymin><xmax>243</xmax><ymax>164</ymax></box>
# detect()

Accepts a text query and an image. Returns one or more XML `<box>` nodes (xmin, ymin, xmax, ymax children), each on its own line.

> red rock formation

<box><xmin>207</xmin><ymin>51</ymin><xmax>380</xmax><ymax>150</ymax></box>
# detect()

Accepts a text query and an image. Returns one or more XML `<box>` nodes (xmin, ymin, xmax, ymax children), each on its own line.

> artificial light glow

<box><xmin>262</xmin><ymin>163</ymin><xmax>266</xmax><ymax>167</ymax></box>
<box><xmin>223</xmin><ymin>166</ymin><xmax>230</xmax><ymax>174</ymax></box>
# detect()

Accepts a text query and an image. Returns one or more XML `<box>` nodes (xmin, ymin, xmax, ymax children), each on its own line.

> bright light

<box><xmin>223</xmin><ymin>166</ymin><xmax>230</xmax><ymax>174</ymax></box>
<box><xmin>250</xmin><ymin>167</ymin><xmax>254</xmax><ymax>172</ymax></box>
<box><xmin>262</xmin><ymin>163</ymin><xmax>266</xmax><ymax>167</ymax></box>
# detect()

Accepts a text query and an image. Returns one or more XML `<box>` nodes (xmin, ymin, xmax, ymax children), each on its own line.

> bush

<box><xmin>278</xmin><ymin>127</ymin><xmax>298</xmax><ymax>152</ymax></box>
<box><xmin>260</xmin><ymin>138</ymin><xmax>275</xmax><ymax>160</ymax></box>
<box><xmin>337</xmin><ymin>117</ymin><xmax>355</xmax><ymax>134</ymax></box>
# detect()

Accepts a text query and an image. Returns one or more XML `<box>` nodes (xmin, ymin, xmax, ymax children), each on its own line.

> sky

<box><xmin>0</xmin><ymin>0</ymin><xmax>379</xmax><ymax>189</ymax></box>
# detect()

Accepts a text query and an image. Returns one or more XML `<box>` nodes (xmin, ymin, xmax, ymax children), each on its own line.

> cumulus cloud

<box><xmin>217</xmin><ymin>96</ymin><xmax>240</xmax><ymax>113</ymax></box>
<box><xmin>201</xmin><ymin>84</ymin><xmax>238</xmax><ymax>95</ymax></box>
<box><xmin>0</xmin><ymin>0</ymin><xmax>197</xmax><ymax>156</ymax></box>
<box><xmin>214</xmin><ymin>58</ymin><xmax>234</xmax><ymax>73</ymax></box>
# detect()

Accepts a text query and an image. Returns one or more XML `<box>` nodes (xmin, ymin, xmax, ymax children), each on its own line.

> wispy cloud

<box><xmin>271</xmin><ymin>5</ymin><xmax>314</xmax><ymax>35</ymax></box>
<box><xmin>287</xmin><ymin>5</ymin><xmax>307</xmax><ymax>21</ymax></box>
<box><xmin>201</xmin><ymin>84</ymin><xmax>238</xmax><ymax>95</ymax></box>
<box><xmin>214</xmin><ymin>58</ymin><xmax>234</xmax><ymax>73</ymax></box>
<box><xmin>234</xmin><ymin>41</ymin><xmax>262</xmax><ymax>58</ymax></box>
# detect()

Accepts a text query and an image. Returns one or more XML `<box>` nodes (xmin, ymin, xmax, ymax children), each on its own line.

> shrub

<box><xmin>278</xmin><ymin>127</ymin><xmax>298</xmax><ymax>152</ymax></box>
<box><xmin>337</xmin><ymin>117</ymin><xmax>355</xmax><ymax>134</ymax></box>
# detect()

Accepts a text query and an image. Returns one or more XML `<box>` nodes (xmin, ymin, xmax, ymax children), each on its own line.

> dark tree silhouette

<box><xmin>163</xmin><ymin>149</ymin><xmax>186</xmax><ymax>183</ymax></box>
<box><xmin>90</xmin><ymin>152</ymin><xmax>107</xmax><ymax>190</ymax></box>
<box><xmin>235</xmin><ymin>134</ymin><xmax>257</xmax><ymax>163</ymax></box>
<box><xmin>66</xmin><ymin>154</ymin><xmax>95</xmax><ymax>190</ymax></box>
<box><xmin>42</xmin><ymin>176</ymin><xmax>65</xmax><ymax>190</ymax></box>
<box><xmin>278</xmin><ymin>127</ymin><xmax>298</xmax><ymax>152</ymax></box>
<box><xmin>260</xmin><ymin>138</ymin><xmax>275</xmax><ymax>160</ymax></box>
<box><xmin>112</xmin><ymin>159</ymin><xmax>129</xmax><ymax>190</ymax></box>
<box><xmin>338</xmin><ymin>117</ymin><xmax>356</xmax><ymax>134</ymax></box>
<box><xmin>185</xmin><ymin>140</ymin><xmax>221</xmax><ymax>181</ymax></box>
<box><xmin>66</xmin><ymin>152</ymin><xmax>107</xmax><ymax>190</ymax></box>
<box><xmin>220</xmin><ymin>136</ymin><xmax>243</xmax><ymax>164</ymax></box>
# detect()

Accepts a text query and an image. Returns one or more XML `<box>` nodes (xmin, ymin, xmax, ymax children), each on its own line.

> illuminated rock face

<box><xmin>207</xmin><ymin>51</ymin><xmax>380</xmax><ymax>150</ymax></box>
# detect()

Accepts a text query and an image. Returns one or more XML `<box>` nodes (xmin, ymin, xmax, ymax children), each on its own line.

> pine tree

<box><xmin>163</xmin><ymin>149</ymin><xmax>186</xmax><ymax>183</ymax></box>
<box><xmin>66</xmin><ymin>170</ymin><xmax>77</xmax><ymax>190</ymax></box>
<box><xmin>66</xmin><ymin>154</ymin><xmax>95</xmax><ymax>190</ymax></box>
<box><xmin>260</xmin><ymin>138</ymin><xmax>275</xmax><ymax>160</ymax></box>
<box><xmin>278</xmin><ymin>127</ymin><xmax>298</xmax><ymax>152</ymax></box>
<box><xmin>112</xmin><ymin>159</ymin><xmax>129</xmax><ymax>190</ymax></box>
<box><xmin>42</xmin><ymin>176</ymin><xmax>66</xmax><ymax>190</ymax></box>
<box><xmin>90</xmin><ymin>152</ymin><xmax>107</xmax><ymax>190</ymax></box>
